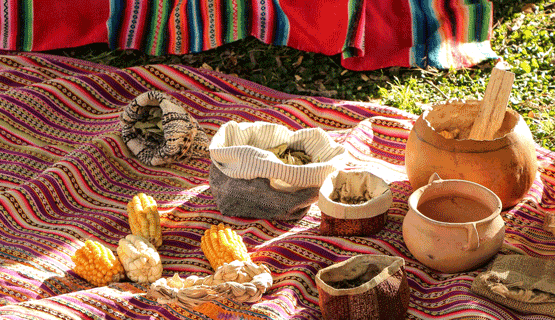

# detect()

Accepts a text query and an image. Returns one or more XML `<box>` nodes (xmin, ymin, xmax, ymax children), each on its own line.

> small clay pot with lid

<box><xmin>405</xmin><ymin>100</ymin><xmax>538</xmax><ymax>208</ymax></box>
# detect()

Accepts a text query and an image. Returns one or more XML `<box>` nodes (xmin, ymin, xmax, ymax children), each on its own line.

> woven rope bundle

<box><xmin>148</xmin><ymin>260</ymin><xmax>273</xmax><ymax>308</ymax></box>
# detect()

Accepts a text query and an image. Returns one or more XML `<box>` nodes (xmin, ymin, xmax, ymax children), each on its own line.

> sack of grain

<box><xmin>209</xmin><ymin>121</ymin><xmax>346</xmax><ymax>220</ymax></box>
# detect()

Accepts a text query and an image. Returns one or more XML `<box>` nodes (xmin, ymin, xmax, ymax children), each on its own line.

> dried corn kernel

<box><xmin>127</xmin><ymin>193</ymin><xmax>162</xmax><ymax>248</ymax></box>
<box><xmin>71</xmin><ymin>240</ymin><xmax>125</xmax><ymax>287</ymax></box>
<box><xmin>200</xmin><ymin>223</ymin><xmax>251</xmax><ymax>270</ymax></box>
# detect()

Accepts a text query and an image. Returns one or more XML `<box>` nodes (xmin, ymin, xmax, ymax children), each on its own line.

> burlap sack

<box><xmin>120</xmin><ymin>91</ymin><xmax>210</xmax><ymax>166</ymax></box>
<box><xmin>471</xmin><ymin>254</ymin><xmax>555</xmax><ymax>317</ymax></box>
<box><xmin>209</xmin><ymin>121</ymin><xmax>346</xmax><ymax>220</ymax></box>
<box><xmin>315</xmin><ymin>255</ymin><xmax>410</xmax><ymax>320</ymax></box>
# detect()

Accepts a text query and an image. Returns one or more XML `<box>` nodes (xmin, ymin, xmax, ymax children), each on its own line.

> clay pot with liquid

<box><xmin>405</xmin><ymin>100</ymin><xmax>538</xmax><ymax>208</ymax></box>
<box><xmin>402</xmin><ymin>174</ymin><xmax>505</xmax><ymax>273</ymax></box>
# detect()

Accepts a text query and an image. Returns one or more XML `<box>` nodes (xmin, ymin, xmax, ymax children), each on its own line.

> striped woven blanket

<box><xmin>1</xmin><ymin>0</ymin><xmax>497</xmax><ymax>70</ymax></box>
<box><xmin>0</xmin><ymin>52</ymin><xmax>554</xmax><ymax>320</ymax></box>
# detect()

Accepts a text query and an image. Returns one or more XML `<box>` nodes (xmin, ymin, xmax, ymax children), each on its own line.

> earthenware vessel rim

<box><xmin>408</xmin><ymin>177</ymin><xmax>502</xmax><ymax>227</ymax></box>
<box><xmin>418</xmin><ymin>107</ymin><xmax>523</xmax><ymax>152</ymax></box>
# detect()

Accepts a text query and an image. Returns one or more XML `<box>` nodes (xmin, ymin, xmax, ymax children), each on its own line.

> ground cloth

<box><xmin>0</xmin><ymin>52</ymin><xmax>554</xmax><ymax>320</ymax></box>
<box><xmin>0</xmin><ymin>0</ymin><xmax>497</xmax><ymax>70</ymax></box>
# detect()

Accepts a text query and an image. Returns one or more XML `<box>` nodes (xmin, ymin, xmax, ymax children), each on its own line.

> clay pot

<box><xmin>402</xmin><ymin>174</ymin><xmax>505</xmax><ymax>273</ymax></box>
<box><xmin>316</xmin><ymin>255</ymin><xmax>410</xmax><ymax>320</ymax></box>
<box><xmin>318</xmin><ymin>170</ymin><xmax>393</xmax><ymax>236</ymax></box>
<box><xmin>405</xmin><ymin>100</ymin><xmax>538</xmax><ymax>208</ymax></box>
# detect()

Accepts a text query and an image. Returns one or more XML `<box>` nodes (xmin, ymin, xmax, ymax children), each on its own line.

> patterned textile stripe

<box><xmin>0</xmin><ymin>52</ymin><xmax>553</xmax><ymax>320</ymax></box>
<box><xmin>147</xmin><ymin>0</ymin><xmax>173</xmax><ymax>55</ymax></box>
<box><xmin>251</xmin><ymin>0</ymin><xmax>291</xmax><ymax>46</ymax></box>
<box><xmin>109</xmin><ymin>0</ymin><xmax>151</xmax><ymax>51</ymax></box>
<box><xmin>269</xmin><ymin>0</ymin><xmax>289</xmax><ymax>46</ymax></box>
<box><xmin>424</xmin><ymin>0</ymin><xmax>497</xmax><ymax>68</ymax></box>
<box><xmin>19</xmin><ymin>0</ymin><xmax>32</xmax><ymax>51</ymax></box>
<box><xmin>0</xmin><ymin>0</ymin><xmax>32</xmax><ymax>51</ymax></box>
<box><xmin>223</xmin><ymin>0</ymin><xmax>248</xmax><ymax>43</ymax></box>
<box><xmin>0</xmin><ymin>0</ymin><xmax>15</xmax><ymax>50</ymax></box>
<box><xmin>187</xmin><ymin>0</ymin><xmax>204</xmax><ymax>53</ymax></box>
<box><xmin>107</xmin><ymin>0</ymin><xmax>124</xmax><ymax>50</ymax></box>
<box><xmin>407</xmin><ymin>0</ymin><xmax>428</xmax><ymax>67</ymax></box>
<box><xmin>342</xmin><ymin>0</ymin><xmax>365</xmax><ymax>59</ymax></box>
<box><xmin>200</xmin><ymin>0</ymin><xmax>223</xmax><ymax>50</ymax></box>
<box><xmin>168</xmin><ymin>0</ymin><xmax>188</xmax><ymax>54</ymax></box>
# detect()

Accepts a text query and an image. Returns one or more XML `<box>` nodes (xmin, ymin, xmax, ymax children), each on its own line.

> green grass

<box><xmin>47</xmin><ymin>0</ymin><xmax>555</xmax><ymax>151</ymax></box>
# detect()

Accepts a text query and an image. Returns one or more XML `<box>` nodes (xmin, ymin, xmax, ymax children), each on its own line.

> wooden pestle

<box><xmin>468</xmin><ymin>68</ymin><xmax>515</xmax><ymax>140</ymax></box>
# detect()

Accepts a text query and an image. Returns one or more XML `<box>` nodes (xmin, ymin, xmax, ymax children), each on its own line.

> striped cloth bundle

<box><xmin>0</xmin><ymin>0</ymin><xmax>497</xmax><ymax>70</ymax></box>
<box><xmin>0</xmin><ymin>52</ymin><xmax>554</xmax><ymax>320</ymax></box>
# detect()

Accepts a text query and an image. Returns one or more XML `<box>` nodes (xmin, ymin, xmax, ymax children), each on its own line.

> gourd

<box><xmin>117</xmin><ymin>234</ymin><xmax>163</xmax><ymax>283</ymax></box>
<box><xmin>405</xmin><ymin>101</ymin><xmax>537</xmax><ymax>208</ymax></box>
<box><xmin>71</xmin><ymin>240</ymin><xmax>125</xmax><ymax>287</ymax></box>
<box><xmin>127</xmin><ymin>193</ymin><xmax>162</xmax><ymax>248</ymax></box>
<box><xmin>200</xmin><ymin>223</ymin><xmax>251</xmax><ymax>270</ymax></box>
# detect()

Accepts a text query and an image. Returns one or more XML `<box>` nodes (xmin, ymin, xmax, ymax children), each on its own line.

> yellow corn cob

<box><xmin>127</xmin><ymin>193</ymin><xmax>162</xmax><ymax>248</ymax></box>
<box><xmin>200</xmin><ymin>223</ymin><xmax>251</xmax><ymax>270</ymax></box>
<box><xmin>71</xmin><ymin>240</ymin><xmax>125</xmax><ymax>287</ymax></box>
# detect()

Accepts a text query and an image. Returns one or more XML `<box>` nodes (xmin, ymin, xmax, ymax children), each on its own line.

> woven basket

<box><xmin>315</xmin><ymin>255</ymin><xmax>409</xmax><ymax>320</ymax></box>
<box><xmin>318</xmin><ymin>170</ymin><xmax>392</xmax><ymax>236</ymax></box>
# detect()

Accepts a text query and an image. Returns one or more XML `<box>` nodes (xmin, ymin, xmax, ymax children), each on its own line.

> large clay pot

<box><xmin>402</xmin><ymin>174</ymin><xmax>505</xmax><ymax>273</ymax></box>
<box><xmin>405</xmin><ymin>100</ymin><xmax>538</xmax><ymax>208</ymax></box>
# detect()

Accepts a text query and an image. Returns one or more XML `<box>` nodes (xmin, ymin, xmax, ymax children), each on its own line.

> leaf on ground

<box><xmin>293</xmin><ymin>56</ymin><xmax>303</xmax><ymax>67</ymax></box>
<box><xmin>295</xmin><ymin>83</ymin><xmax>337</xmax><ymax>97</ymax></box>
<box><xmin>341</xmin><ymin>70</ymin><xmax>348</xmax><ymax>76</ymax></box>
<box><xmin>511</xmin><ymin>14</ymin><xmax>526</xmax><ymax>31</ymax></box>
<box><xmin>521</xmin><ymin>3</ymin><xmax>537</xmax><ymax>14</ymax></box>
<box><xmin>249</xmin><ymin>51</ymin><xmax>257</xmax><ymax>67</ymax></box>
<box><xmin>229</xmin><ymin>56</ymin><xmax>238</xmax><ymax>66</ymax></box>
<box><xmin>361</xmin><ymin>74</ymin><xmax>369</xmax><ymax>81</ymax></box>
<box><xmin>520</xmin><ymin>61</ymin><xmax>532</xmax><ymax>73</ymax></box>
<box><xmin>495</xmin><ymin>60</ymin><xmax>512</xmax><ymax>70</ymax></box>
<box><xmin>369</xmin><ymin>74</ymin><xmax>390</xmax><ymax>81</ymax></box>
<box><xmin>275</xmin><ymin>56</ymin><xmax>282</xmax><ymax>67</ymax></box>
<box><xmin>201</xmin><ymin>63</ymin><xmax>213</xmax><ymax>70</ymax></box>
<box><xmin>294</xmin><ymin>75</ymin><xmax>302</xmax><ymax>81</ymax></box>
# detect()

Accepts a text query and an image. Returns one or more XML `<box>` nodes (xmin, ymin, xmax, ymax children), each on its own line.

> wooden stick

<box><xmin>468</xmin><ymin>68</ymin><xmax>515</xmax><ymax>140</ymax></box>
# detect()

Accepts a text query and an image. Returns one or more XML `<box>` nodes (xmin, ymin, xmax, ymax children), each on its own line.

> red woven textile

<box><xmin>1</xmin><ymin>0</ymin><xmax>497</xmax><ymax>70</ymax></box>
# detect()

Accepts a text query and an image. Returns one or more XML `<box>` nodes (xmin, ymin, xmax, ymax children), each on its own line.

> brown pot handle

<box><xmin>463</xmin><ymin>222</ymin><xmax>480</xmax><ymax>251</ymax></box>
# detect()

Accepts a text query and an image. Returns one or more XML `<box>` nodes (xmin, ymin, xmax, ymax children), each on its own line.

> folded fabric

<box><xmin>2</xmin><ymin>0</ymin><xmax>496</xmax><ymax>71</ymax></box>
<box><xmin>471</xmin><ymin>254</ymin><xmax>555</xmax><ymax>317</ymax></box>
<box><xmin>120</xmin><ymin>91</ymin><xmax>210</xmax><ymax>166</ymax></box>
